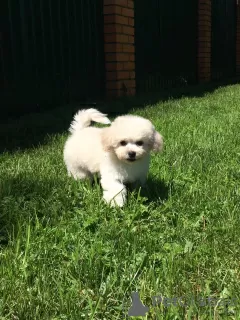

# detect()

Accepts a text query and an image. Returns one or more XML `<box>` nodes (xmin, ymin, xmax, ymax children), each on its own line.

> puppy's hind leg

<box><xmin>68</xmin><ymin>166</ymin><xmax>92</xmax><ymax>182</ymax></box>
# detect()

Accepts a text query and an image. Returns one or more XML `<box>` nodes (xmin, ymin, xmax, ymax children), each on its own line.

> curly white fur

<box><xmin>63</xmin><ymin>108</ymin><xmax>163</xmax><ymax>207</ymax></box>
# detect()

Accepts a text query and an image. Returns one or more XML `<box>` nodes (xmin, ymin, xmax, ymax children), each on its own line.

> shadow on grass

<box><xmin>126</xmin><ymin>176</ymin><xmax>170</xmax><ymax>205</ymax></box>
<box><xmin>140</xmin><ymin>177</ymin><xmax>170</xmax><ymax>204</ymax></box>
<box><xmin>1</xmin><ymin>78</ymin><xmax>239</xmax><ymax>153</ymax></box>
<box><xmin>103</xmin><ymin>78</ymin><xmax>240</xmax><ymax>115</ymax></box>
<box><xmin>0</xmin><ymin>173</ymin><xmax>64</xmax><ymax>246</ymax></box>
<box><xmin>0</xmin><ymin>174</ymin><xmax>171</xmax><ymax>247</ymax></box>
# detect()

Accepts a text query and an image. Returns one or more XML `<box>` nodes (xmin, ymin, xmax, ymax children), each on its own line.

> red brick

<box><xmin>104</xmin><ymin>34</ymin><xmax>116</xmax><ymax>43</ymax></box>
<box><xmin>106</xmin><ymin>81</ymin><xmax>122</xmax><ymax>90</ymax></box>
<box><xmin>106</xmin><ymin>80</ymin><xmax>134</xmax><ymax>92</ymax></box>
<box><xmin>104</xmin><ymin>15</ymin><xmax>128</xmax><ymax>25</ymax></box>
<box><xmin>198</xmin><ymin>52</ymin><xmax>211</xmax><ymax>57</ymax></box>
<box><xmin>106</xmin><ymin>53</ymin><xmax>130</xmax><ymax>62</ymax></box>
<box><xmin>198</xmin><ymin>30</ymin><xmax>211</xmax><ymax>37</ymax></box>
<box><xmin>105</xmin><ymin>53</ymin><xmax>116</xmax><ymax>62</ymax></box>
<box><xmin>129</xmin><ymin>53</ymin><xmax>135</xmax><ymax>61</ymax></box>
<box><xmin>105</xmin><ymin>34</ymin><xmax>129</xmax><ymax>43</ymax></box>
<box><xmin>104</xmin><ymin>15</ymin><xmax>115</xmax><ymax>24</ymax></box>
<box><xmin>104</xmin><ymin>0</ymin><xmax>136</xmax><ymax>98</ymax></box>
<box><xmin>198</xmin><ymin>8</ymin><xmax>211</xmax><ymax>14</ymax></box>
<box><xmin>105</xmin><ymin>72</ymin><xmax>118</xmax><ymax>81</ymax></box>
<box><xmin>123</xmin><ymin>61</ymin><xmax>135</xmax><ymax>70</ymax></box>
<box><xmin>104</xmin><ymin>0</ymin><xmax>128</xmax><ymax>6</ymax></box>
<box><xmin>198</xmin><ymin>50</ymin><xmax>211</xmax><ymax>55</ymax></box>
<box><xmin>198</xmin><ymin>0</ymin><xmax>211</xmax><ymax>3</ymax></box>
<box><xmin>129</xmin><ymin>71</ymin><xmax>135</xmax><ymax>79</ymax></box>
<box><xmin>198</xmin><ymin>62</ymin><xmax>210</xmax><ymax>66</ymax></box>
<box><xmin>106</xmin><ymin>82</ymin><xmax>136</xmax><ymax>97</ymax></box>
<box><xmin>115</xmin><ymin>53</ymin><xmax>130</xmax><ymax>61</ymax></box>
<box><xmin>123</xmin><ymin>79</ymin><xmax>135</xmax><ymax>88</ymax></box>
<box><xmin>198</xmin><ymin>36</ymin><xmax>211</xmax><ymax>42</ymax></box>
<box><xmin>128</xmin><ymin>17</ymin><xmax>134</xmax><ymax>26</ymax></box>
<box><xmin>198</xmin><ymin>21</ymin><xmax>211</xmax><ymax>26</ymax></box>
<box><xmin>199</xmin><ymin>2</ymin><xmax>211</xmax><ymax>8</ymax></box>
<box><xmin>198</xmin><ymin>53</ymin><xmax>211</xmax><ymax>58</ymax></box>
<box><xmin>104</xmin><ymin>24</ymin><xmax>122</xmax><ymax>34</ymax></box>
<box><xmin>122</xmin><ymin>44</ymin><xmax>135</xmax><ymax>53</ymax></box>
<box><xmin>198</xmin><ymin>17</ymin><xmax>211</xmax><ymax>24</ymax></box>
<box><xmin>116</xmin><ymin>15</ymin><xmax>129</xmax><ymax>25</ymax></box>
<box><xmin>104</xmin><ymin>5</ymin><xmax>122</xmax><ymax>15</ymax></box>
<box><xmin>198</xmin><ymin>14</ymin><xmax>211</xmax><ymax>19</ymax></box>
<box><xmin>198</xmin><ymin>60</ymin><xmax>211</xmax><ymax>65</ymax></box>
<box><xmin>198</xmin><ymin>26</ymin><xmax>211</xmax><ymax>32</ymax></box>
<box><xmin>198</xmin><ymin>42</ymin><xmax>211</xmax><ymax>48</ymax></box>
<box><xmin>198</xmin><ymin>13</ymin><xmax>211</xmax><ymax>20</ymax></box>
<box><xmin>198</xmin><ymin>55</ymin><xmax>211</xmax><ymax>60</ymax></box>
<box><xmin>104</xmin><ymin>43</ymin><xmax>122</xmax><ymax>52</ymax></box>
<box><xmin>119</xmin><ymin>34</ymin><xmax>130</xmax><ymax>43</ymax></box>
<box><xmin>128</xmin><ymin>0</ymin><xmax>134</xmax><ymax>9</ymax></box>
<box><xmin>128</xmin><ymin>35</ymin><xmax>134</xmax><ymax>44</ymax></box>
<box><xmin>119</xmin><ymin>71</ymin><xmax>131</xmax><ymax>79</ymax></box>
<box><xmin>122</xmin><ymin>7</ymin><xmax>134</xmax><ymax>18</ymax></box>
<box><xmin>198</xmin><ymin>58</ymin><xmax>211</xmax><ymax>63</ymax></box>
<box><xmin>198</xmin><ymin>65</ymin><xmax>211</xmax><ymax>71</ymax></box>
<box><xmin>198</xmin><ymin>5</ymin><xmax>211</xmax><ymax>10</ymax></box>
<box><xmin>106</xmin><ymin>62</ymin><xmax>124</xmax><ymax>71</ymax></box>
<box><xmin>107</xmin><ymin>71</ymin><xmax>130</xmax><ymax>80</ymax></box>
<box><xmin>122</xmin><ymin>25</ymin><xmax>134</xmax><ymax>35</ymax></box>
<box><xmin>198</xmin><ymin>67</ymin><xmax>211</xmax><ymax>72</ymax></box>
<box><xmin>106</xmin><ymin>72</ymin><xmax>117</xmax><ymax>81</ymax></box>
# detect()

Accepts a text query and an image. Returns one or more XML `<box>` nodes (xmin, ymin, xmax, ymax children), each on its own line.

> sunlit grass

<box><xmin>1</xmin><ymin>84</ymin><xmax>240</xmax><ymax>319</ymax></box>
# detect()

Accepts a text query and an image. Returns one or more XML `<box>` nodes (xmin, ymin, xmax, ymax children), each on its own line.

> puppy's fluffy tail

<box><xmin>69</xmin><ymin>108</ymin><xmax>111</xmax><ymax>133</ymax></box>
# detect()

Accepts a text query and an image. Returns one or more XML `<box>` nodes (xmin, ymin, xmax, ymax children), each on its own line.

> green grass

<box><xmin>1</xmin><ymin>84</ymin><xmax>240</xmax><ymax>319</ymax></box>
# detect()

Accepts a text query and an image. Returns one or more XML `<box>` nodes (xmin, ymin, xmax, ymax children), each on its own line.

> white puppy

<box><xmin>63</xmin><ymin>108</ymin><xmax>163</xmax><ymax>207</ymax></box>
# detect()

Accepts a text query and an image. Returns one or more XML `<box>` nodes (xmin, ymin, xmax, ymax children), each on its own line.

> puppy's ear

<box><xmin>152</xmin><ymin>131</ymin><xmax>163</xmax><ymax>152</ymax></box>
<box><xmin>101</xmin><ymin>128</ymin><xmax>113</xmax><ymax>152</ymax></box>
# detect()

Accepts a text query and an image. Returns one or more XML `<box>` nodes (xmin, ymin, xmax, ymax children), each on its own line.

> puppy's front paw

<box><xmin>101</xmin><ymin>179</ymin><xmax>127</xmax><ymax>208</ymax></box>
<box><xmin>103</xmin><ymin>191</ymin><xmax>126</xmax><ymax>208</ymax></box>
<box><xmin>110</xmin><ymin>195</ymin><xmax>125</xmax><ymax>208</ymax></box>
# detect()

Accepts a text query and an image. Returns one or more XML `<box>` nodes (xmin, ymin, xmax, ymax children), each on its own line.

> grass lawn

<box><xmin>1</xmin><ymin>84</ymin><xmax>240</xmax><ymax>319</ymax></box>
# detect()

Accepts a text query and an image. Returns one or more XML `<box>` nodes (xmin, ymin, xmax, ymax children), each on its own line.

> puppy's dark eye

<box><xmin>136</xmin><ymin>140</ymin><xmax>143</xmax><ymax>146</ymax></box>
<box><xmin>120</xmin><ymin>140</ymin><xmax>127</xmax><ymax>146</ymax></box>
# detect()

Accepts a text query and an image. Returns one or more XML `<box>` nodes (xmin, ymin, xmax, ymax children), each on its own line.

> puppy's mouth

<box><xmin>126</xmin><ymin>158</ymin><xmax>136</xmax><ymax>162</ymax></box>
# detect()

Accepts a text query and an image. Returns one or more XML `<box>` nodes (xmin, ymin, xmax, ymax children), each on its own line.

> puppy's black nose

<box><xmin>128</xmin><ymin>151</ymin><xmax>136</xmax><ymax>158</ymax></box>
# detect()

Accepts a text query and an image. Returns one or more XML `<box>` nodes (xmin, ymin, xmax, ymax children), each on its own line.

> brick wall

<box><xmin>197</xmin><ymin>0</ymin><xmax>211</xmax><ymax>82</ymax></box>
<box><xmin>104</xmin><ymin>0</ymin><xmax>136</xmax><ymax>97</ymax></box>
<box><xmin>103</xmin><ymin>0</ymin><xmax>239</xmax><ymax>98</ymax></box>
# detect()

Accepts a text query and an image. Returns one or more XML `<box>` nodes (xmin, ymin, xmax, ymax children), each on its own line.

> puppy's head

<box><xmin>101</xmin><ymin>115</ymin><xmax>163</xmax><ymax>163</ymax></box>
